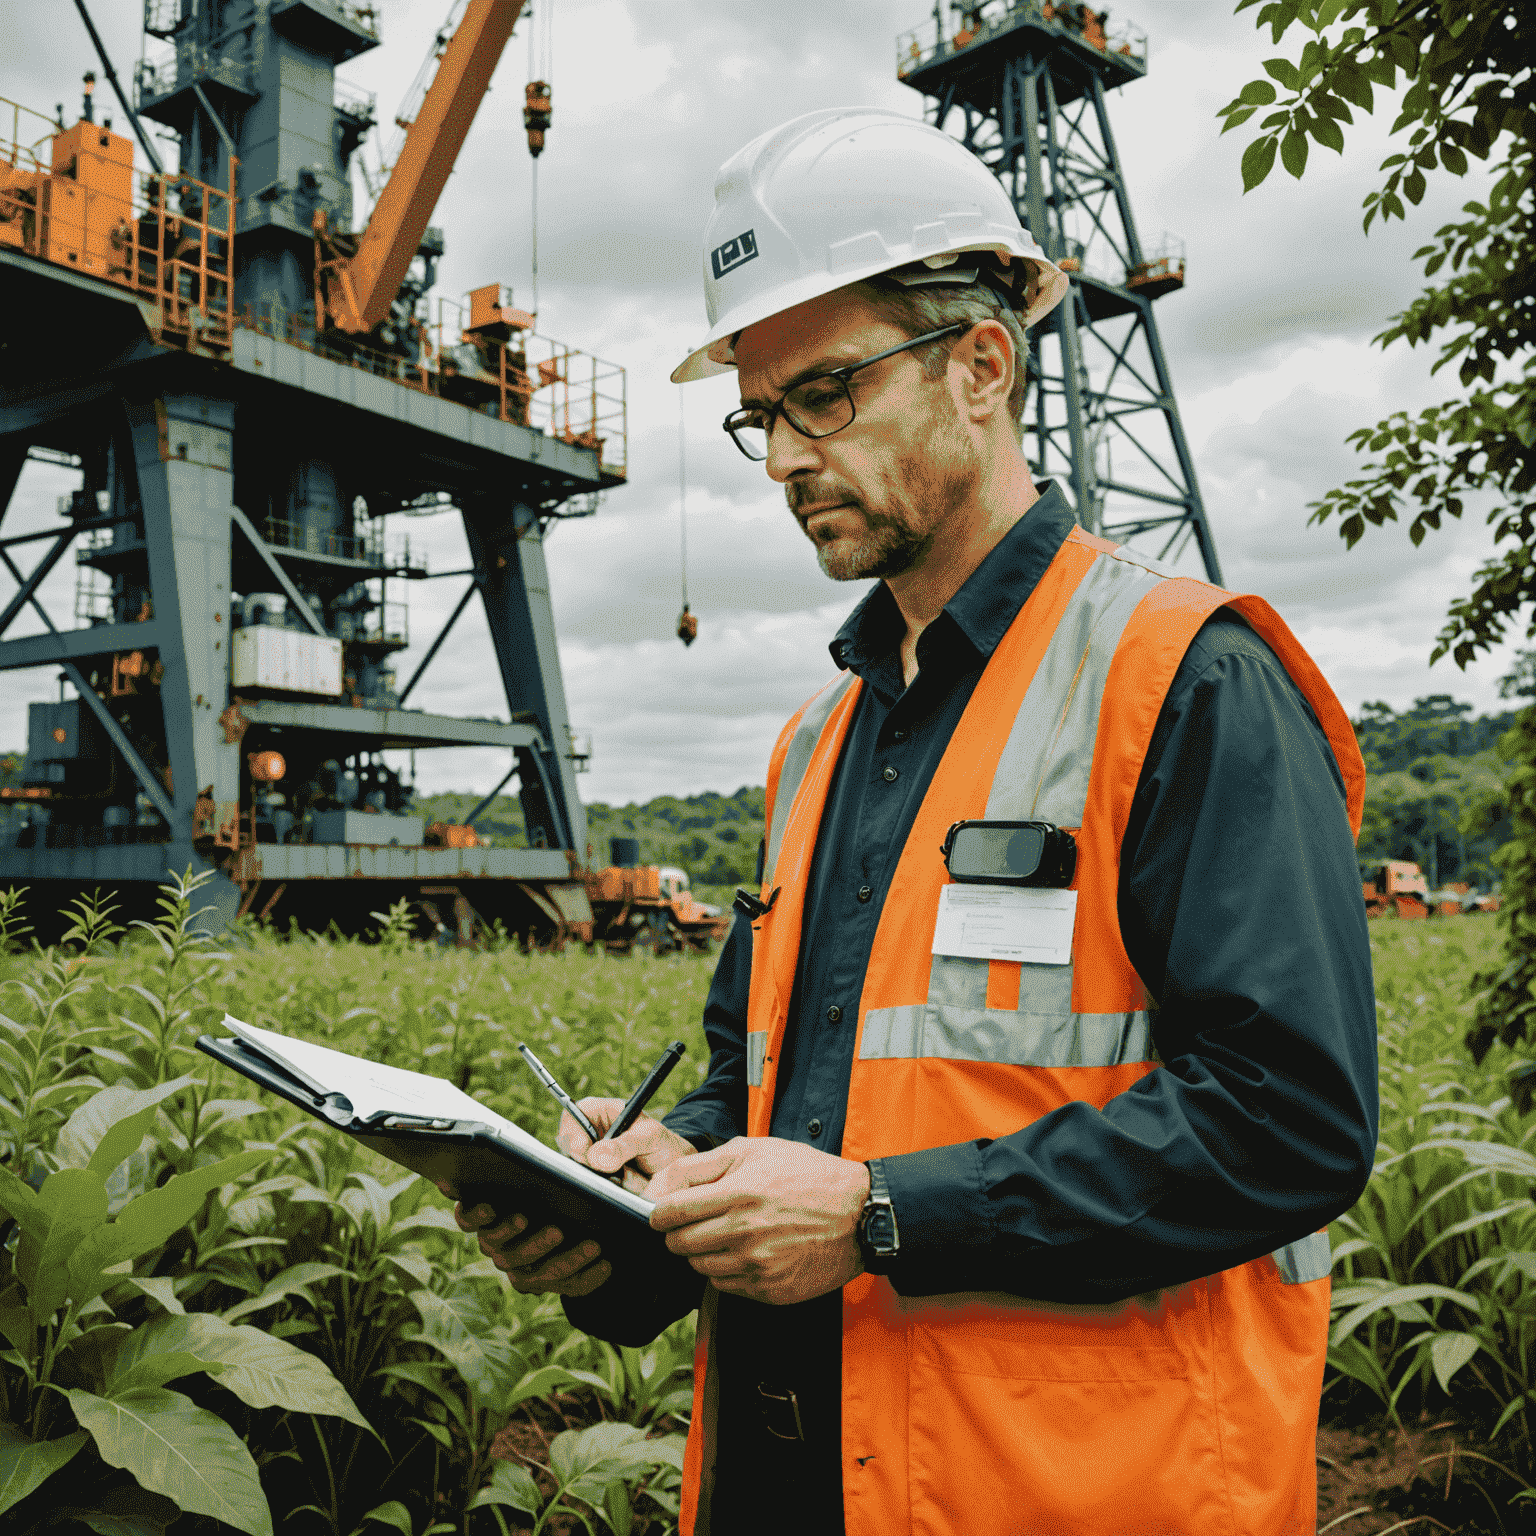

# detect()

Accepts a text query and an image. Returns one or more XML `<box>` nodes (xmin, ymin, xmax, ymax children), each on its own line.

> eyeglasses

<box><xmin>721</xmin><ymin>323</ymin><xmax>969</xmax><ymax>462</ymax></box>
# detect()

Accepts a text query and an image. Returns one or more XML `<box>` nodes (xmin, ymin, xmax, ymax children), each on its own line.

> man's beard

<box><xmin>787</xmin><ymin>400</ymin><xmax>981</xmax><ymax>581</ymax></box>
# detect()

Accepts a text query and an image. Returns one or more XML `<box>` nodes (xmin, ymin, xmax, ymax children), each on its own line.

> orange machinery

<box><xmin>1362</xmin><ymin>861</ymin><xmax>1430</xmax><ymax>919</ymax></box>
<box><xmin>316</xmin><ymin>0</ymin><xmax>524</xmax><ymax>336</ymax></box>
<box><xmin>0</xmin><ymin>109</ymin><xmax>134</xmax><ymax>281</ymax></box>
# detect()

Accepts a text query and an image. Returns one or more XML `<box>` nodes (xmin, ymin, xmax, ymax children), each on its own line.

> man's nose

<box><xmin>764</xmin><ymin>415</ymin><xmax>822</xmax><ymax>483</ymax></box>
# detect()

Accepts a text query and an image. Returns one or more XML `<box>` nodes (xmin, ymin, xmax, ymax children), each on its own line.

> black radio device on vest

<box><xmin>940</xmin><ymin>820</ymin><xmax>1077</xmax><ymax>889</ymax></box>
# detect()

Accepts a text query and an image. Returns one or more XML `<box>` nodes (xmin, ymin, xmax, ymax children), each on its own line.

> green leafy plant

<box><xmin>0</xmin><ymin>1077</ymin><xmax>372</xmax><ymax>1534</ymax></box>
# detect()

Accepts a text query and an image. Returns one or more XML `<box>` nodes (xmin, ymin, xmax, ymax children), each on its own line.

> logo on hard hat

<box><xmin>710</xmin><ymin>229</ymin><xmax>758</xmax><ymax>280</ymax></box>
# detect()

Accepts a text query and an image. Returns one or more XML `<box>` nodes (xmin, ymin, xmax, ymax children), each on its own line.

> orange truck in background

<box><xmin>1362</xmin><ymin>862</ymin><xmax>1500</xmax><ymax>919</ymax></box>
<box><xmin>585</xmin><ymin>838</ymin><xmax>729</xmax><ymax>954</ymax></box>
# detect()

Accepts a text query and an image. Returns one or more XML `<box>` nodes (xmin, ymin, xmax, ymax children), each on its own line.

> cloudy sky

<box><xmin>0</xmin><ymin>0</ymin><xmax>1521</xmax><ymax>807</ymax></box>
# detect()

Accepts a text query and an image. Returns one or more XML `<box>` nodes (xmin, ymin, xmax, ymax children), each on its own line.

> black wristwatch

<box><xmin>857</xmin><ymin>1159</ymin><xmax>900</xmax><ymax>1275</ymax></box>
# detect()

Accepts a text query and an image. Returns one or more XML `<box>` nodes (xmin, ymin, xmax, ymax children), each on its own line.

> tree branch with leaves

<box><xmin>1217</xmin><ymin>0</ymin><xmax>1536</xmax><ymax>1062</ymax></box>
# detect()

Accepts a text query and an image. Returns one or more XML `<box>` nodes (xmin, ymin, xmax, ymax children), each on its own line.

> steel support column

<box><xmin>127</xmin><ymin>394</ymin><xmax>243</xmax><ymax>837</ymax></box>
<box><xmin>460</xmin><ymin>499</ymin><xmax>587</xmax><ymax>861</ymax></box>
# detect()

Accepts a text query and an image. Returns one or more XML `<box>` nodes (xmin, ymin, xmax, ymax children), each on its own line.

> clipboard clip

<box><xmin>317</xmin><ymin>1093</ymin><xmax>357</xmax><ymax>1126</ymax></box>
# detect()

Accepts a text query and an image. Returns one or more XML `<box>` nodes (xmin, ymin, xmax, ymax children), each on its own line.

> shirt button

<box><xmin>826</xmin><ymin>1004</ymin><xmax>843</xmax><ymax>1023</ymax></box>
<box><xmin>807</xmin><ymin>1118</ymin><xmax>823</xmax><ymax>1137</ymax></box>
<box><xmin>857</xmin><ymin>884</ymin><xmax>873</xmax><ymax>903</ymax></box>
<box><xmin>882</xmin><ymin>765</ymin><xmax>898</xmax><ymax>783</ymax></box>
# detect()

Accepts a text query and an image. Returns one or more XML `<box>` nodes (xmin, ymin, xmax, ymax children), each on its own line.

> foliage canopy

<box><xmin>1218</xmin><ymin>0</ymin><xmax>1532</xmax><ymax>669</ymax></box>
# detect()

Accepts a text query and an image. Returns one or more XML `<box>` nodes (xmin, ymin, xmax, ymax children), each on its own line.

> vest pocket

<box><xmin>906</xmin><ymin>1319</ymin><xmax>1227</xmax><ymax>1536</ymax></box>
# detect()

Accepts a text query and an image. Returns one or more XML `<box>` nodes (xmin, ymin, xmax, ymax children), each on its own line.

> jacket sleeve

<box><xmin>561</xmin><ymin>913</ymin><xmax>753</xmax><ymax>1342</ymax></box>
<box><xmin>874</xmin><ymin>615</ymin><xmax>1380</xmax><ymax>1304</ymax></box>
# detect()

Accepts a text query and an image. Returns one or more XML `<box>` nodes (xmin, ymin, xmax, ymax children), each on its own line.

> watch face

<box><xmin>864</xmin><ymin>1207</ymin><xmax>896</xmax><ymax>1253</ymax></box>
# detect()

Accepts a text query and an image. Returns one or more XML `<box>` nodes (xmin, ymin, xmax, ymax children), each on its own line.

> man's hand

<box><xmin>647</xmin><ymin>1138</ymin><xmax>871</xmax><ymax>1306</ymax></box>
<box><xmin>441</xmin><ymin>1097</ymin><xmax>696</xmax><ymax>1298</ymax></box>
<box><xmin>554</xmin><ymin>1097</ymin><xmax>698</xmax><ymax>1196</ymax></box>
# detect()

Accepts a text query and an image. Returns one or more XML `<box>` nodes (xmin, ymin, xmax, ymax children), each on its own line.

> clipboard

<box><xmin>196</xmin><ymin>1016</ymin><xmax>692</xmax><ymax>1283</ymax></box>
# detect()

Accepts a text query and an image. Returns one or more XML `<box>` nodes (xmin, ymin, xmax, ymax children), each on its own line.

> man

<box><xmin>453</xmin><ymin>108</ymin><xmax>1377</xmax><ymax>1535</ymax></box>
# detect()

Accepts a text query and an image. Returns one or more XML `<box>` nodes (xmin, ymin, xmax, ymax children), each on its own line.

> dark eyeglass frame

<box><xmin>721</xmin><ymin>322</ymin><xmax>970</xmax><ymax>461</ymax></box>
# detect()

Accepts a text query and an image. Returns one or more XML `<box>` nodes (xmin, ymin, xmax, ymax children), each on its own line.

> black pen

<box><xmin>518</xmin><ymin>1043</ymin><xmax>603</xmax><ymax>1143</ymax></box>
<box><xmin>599</xmin><ymin>1040</ymin><xmax>687</xmax><ymax>1145</ymax></box>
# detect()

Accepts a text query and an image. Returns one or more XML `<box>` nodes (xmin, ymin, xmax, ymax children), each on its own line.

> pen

<box><xmin>599</xmin><ymin>1040</ymin><xmax>687</xmax><ymax>1145</ymax></box>
<box><xmin>517</xmin><ymin>1044</ymin><xmax>603</xmax><ymax>1144</ymax></box>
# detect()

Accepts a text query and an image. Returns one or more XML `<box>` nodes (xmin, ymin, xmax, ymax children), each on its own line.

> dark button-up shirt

<box><xmin>567</xmin><ymin>483</ymin><xmax>1377</xmax><ymax>1530</ymax></box>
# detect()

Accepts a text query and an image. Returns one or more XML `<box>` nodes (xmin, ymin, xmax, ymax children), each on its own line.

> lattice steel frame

<box><xmin>922</xmin><ymin>54</ymin><xmax>1223</xmax><ymax>581</ymax></box>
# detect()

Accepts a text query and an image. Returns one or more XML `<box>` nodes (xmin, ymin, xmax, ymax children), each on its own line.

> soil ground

<box><xmin>1316</xmin><ymin>1414</ymin><xmax>1532</xmax><ymax>1534</ymax></box>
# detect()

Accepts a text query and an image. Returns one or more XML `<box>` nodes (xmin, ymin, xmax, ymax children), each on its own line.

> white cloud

<box><xmin>0</xmin><ymin>0</ymin><xmax>1522</xmax><ymax>815</ymax></box>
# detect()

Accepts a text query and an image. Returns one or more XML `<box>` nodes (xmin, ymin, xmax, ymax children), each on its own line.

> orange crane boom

<box><xmin>332</xmin><ymin>0</ymin><xmax>524</xmax><ymax>334</ymax></box>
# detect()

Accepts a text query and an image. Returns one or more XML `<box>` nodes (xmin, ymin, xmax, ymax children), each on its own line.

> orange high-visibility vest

<box><xmin>679</xmin><ymin>527</ymin><xmax>1365</xmax><ymax>1536</ymax></box>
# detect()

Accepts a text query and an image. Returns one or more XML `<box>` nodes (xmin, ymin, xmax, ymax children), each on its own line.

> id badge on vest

<box><xmin>933</xmin><ymin>819</ymin><xmax>1078</xmax><ymax>964</ymax></box>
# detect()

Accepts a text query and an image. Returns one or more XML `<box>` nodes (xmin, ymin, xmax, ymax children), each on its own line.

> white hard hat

<box><xmin>671</xmin><ymin>106</ymin><xmax>1070</xmax><ymax>384</ymax></box>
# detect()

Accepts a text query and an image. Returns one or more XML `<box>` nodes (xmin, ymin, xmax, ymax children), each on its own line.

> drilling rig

<box><xmin>0</xmin><ymin>0</ymin><xmax>626</xmax><ymax>943</ymax></box>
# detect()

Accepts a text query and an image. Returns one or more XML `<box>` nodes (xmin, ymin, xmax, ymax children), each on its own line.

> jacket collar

<box><xmin>828</xmin><ymin>480</ymin><xmax>1077</xmax><ymax>680</ymax></box>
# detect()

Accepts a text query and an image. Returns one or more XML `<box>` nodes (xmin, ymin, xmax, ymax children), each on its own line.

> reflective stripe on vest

<box><xmin>859</xmin><ymin>542</ymin><xmax>1163</xmax><ymax>1071</ymax></box>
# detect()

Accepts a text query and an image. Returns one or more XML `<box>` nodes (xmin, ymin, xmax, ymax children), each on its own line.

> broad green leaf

<box><xmin>407</xmin><ymin>1288</ymin><xmax>504</xmax><ymax>1398</ymax></box>
<box><xmin>110</xmin><ymin>1313</ymin><xmax>371</xmax><ymax>1430</ymax></box>
<box><xmin>471</xmin><ymin>1461</ymin><xmax>542</xmax><ymax>1518</ymax></box>
<box><xmin>0</xmin><ymin>1165</ymin><xmax>46</xmax><ymax>1243</ymax></box>
<box><xmin>0</xmin><ymin>1285</ymin><xmax>33</xmax><ymax>1355</ymax></box>
<box><xmin>500</xmin><ymin>1364</ymin><xmax>586</xmax><ymax>1416</ymax></box>
<box><xmin>65</xmin><ymin>1387</ymin><xmax>273</xmax><ymax>1536</ymax></box>
<box><xmin>383</xmin><ymin>1252</ymin><xmax>434</xmax><ymax>1289</ymax></box>
<box><xmin>1239</xmin><ymin>79</ymin><xmax>1277</xmax><ymax>106</ymax></box>
<box><xmin>109</xmin><ymin>1349</ymin><xmax>222</xmax><ymax>1397</ymax></box>
<box><xmin>1309</xmin><ymin>112</ymin><xmax>1345</xmax><ymax>153</ymax></box>
<box><xmin>548</xmin><ymin>1422</ymin><xmax>677</xmax><ymax>1486</ymax></box>
<box><xmin>1331</xmin><ymin>1283</ymin><xmax>1480</xmax><ymax>1349</ymax></box>
<box><xmin>353</xmin><ymin>1500</ymin><xmax>416</xmax><ymax>1536</ymax></box>
<box><xmin>221</xmin><ymin>1260</ymin><xmax>351</xmax><ymax>1324</ymax></box>
<box><xmin>119</xmin><ymin>1277</ymin><xmax>185</xmax><ymax>1316</ymax></box>
<box><xmin>1241</xmin><ymin>135</ymin><xmax>1277</xmax><ymax>191</ymax></box>
<box><xmin>1428</xmin><ymin>1331</ymin><xmax>1480</xmax><ymax>1395</ymax></box>
<box><xmin>55</xmin><ymin>1077</ymin><xmax>196</xmax><ymax>1175</ymax></box>
<box><xmin>0</xmin><ymin>1422</ymin><xmax>88</xmax><ymax>1516</ymax></box>
<box><xmin>1261</xmin><ymin>56</ymin><xmax>1300</xmax><ymax>90</ymax></box>
<box><xmin>64</xmin><ymin>1149</ymin><xmax>272</xmax><ymax>1315</ymax></box>
<box><xmin>342</xmin><ymin>1173</ymin><xmax>395</xmax><ymax>1235</ymax></box>
<box><xmin>106</xmin><ymin>1149</ymin><xmax>273</xmax><ymax>1270</ymax></box>
<box><xmin>31</xmin><ymin>1169</ymin><xmax>110</xmax><ymax>1322</ymax></box>
<box><xmin>1280</xmin><ymin>126</ymin><xmax>1309</xmax><ymax>178</ymax></box>
<box><xmin>603</xmin><ymin>1477</ymin><xmax>633</xmax><ymax>1536</ymax></box>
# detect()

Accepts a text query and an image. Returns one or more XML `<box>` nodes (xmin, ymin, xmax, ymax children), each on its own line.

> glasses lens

<box><xmin>730</xmin><ymin>419</ymin><xmax>769</xmax><ymax>461</ymax></box>
<box><xmin>783</xmin><ymin>376</ymin><xmax>854</xmax><ymax>439</ymax></box>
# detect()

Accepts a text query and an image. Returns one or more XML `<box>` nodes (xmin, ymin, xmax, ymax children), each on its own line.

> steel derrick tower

<box><xmin>897</xmin><ymin>2</ymin><xmax>1223</xmax><ymax>581</ymax></box>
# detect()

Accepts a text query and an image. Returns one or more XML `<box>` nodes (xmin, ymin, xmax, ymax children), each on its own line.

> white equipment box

<box><xmin>231</xmin><ymin>625</ymin><xmax>343</xmax><ymax>696</ymax></box>
<box><xmin>311</xmin><ymin>810</ymin><xmax>425</xmax><ymax>846</ymax></box>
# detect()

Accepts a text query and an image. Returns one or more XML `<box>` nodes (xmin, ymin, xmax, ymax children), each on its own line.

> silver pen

<box><xmin>517</xmin><ymin>1043</ymin><xmax>603</xmax><ymax>1143</ymax></box>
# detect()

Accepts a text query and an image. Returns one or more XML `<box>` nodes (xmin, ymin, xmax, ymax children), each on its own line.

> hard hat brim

<box><xmin>671</xmin><ymin>246</ymin><xmax>1070</xmax><ymax>384</ymax></box>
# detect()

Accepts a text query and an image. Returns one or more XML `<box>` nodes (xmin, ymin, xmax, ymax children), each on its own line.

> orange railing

<box><xmin>0</xmin><ymin>96</ymin><xmax>235</xmax><ymax>352</ymax></box>
<box><xmin>897</xmin><ymin>1</ymin><xmax>1148</xmax><ymax>79</ymax></box>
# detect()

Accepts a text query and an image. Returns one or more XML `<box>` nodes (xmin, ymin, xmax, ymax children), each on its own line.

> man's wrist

<box><xmin>856</xmin><ymin>1157</ymin><xmax>901</xmax><ymax>1275</ymax></box>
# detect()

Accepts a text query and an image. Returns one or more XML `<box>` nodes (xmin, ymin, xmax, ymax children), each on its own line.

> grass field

<box><xmin>1</xmin><ymin>885</ymin><xmax>1534</xmax><ymax>1533</ymax></box>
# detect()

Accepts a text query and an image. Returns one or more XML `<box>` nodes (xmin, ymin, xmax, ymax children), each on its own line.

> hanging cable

<box><xmin>677</xmin><ymin>381</ymin><xmax>697</xmax><ymax>646</ymax></box>
<box><xmin>524</xmin><ymin>2</ymin><xmax>554</xmax><ymax>323</ymax></box>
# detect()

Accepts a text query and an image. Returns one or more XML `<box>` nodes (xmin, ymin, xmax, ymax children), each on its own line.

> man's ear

<box><xmin>958</xmin><ymin>318</ymin><xmax>1014</xmax><ymax>425</ymax></box>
